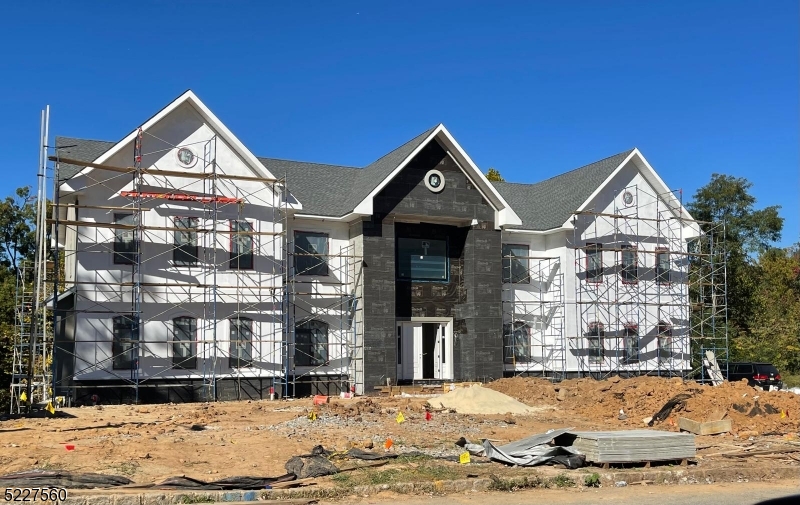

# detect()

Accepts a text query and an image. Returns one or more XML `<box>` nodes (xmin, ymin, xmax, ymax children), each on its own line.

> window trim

<box><xmin>113</xmin><ymin>213</ymin><xmax>137</xmax><ymax>265</ymax></box>
<box><xmin>172</xmin><ymin>316</ymin><xmax>197</xmax><ymax>369</ymax></box>
<box><xmin>585</xmin><ymin>243</ymin><xmax>603</xmax><ymax>283</ymax></box>
<box><xmin>622</xmin><ymin>323</ymin><xmax>639</xmax><ymax>363</ymax></box>
<box><xmin>229</xmin><ymin>317</ymin><xmax>253</xmax><ymax>368</ymax></box>
<box><xmin>112</xmin><ymin>314</ymin><xmax>138</xmax><ymax>370</ymax></box>
<box><xmin>293</xmin><ymin>230</ymin><xmax>330</xmax><ymax>277</ymax></box>
<box><xmin>294</xmin><ymin>319</ymin><xmax>329</xmax><ymax>367</ymax></box>
<box><xmin>229</xmin><ymin>220</ymin><xmax>254</xmax><ymax>270</ymax></box>
<box><xmin>620</xmin><ymin>245</ymin><xmax>638</xmax><ymax>284</ymax></box>
<box><xmin>586</xmin><ymin>322</ymin><xmax>605</xmax><ymax>363</ymax></box>
<box><xmin>502</xmin><ymin>243</ymin><xmax>531</xmax><ymax>284</ymax></box>
<box><xmin>655</xmin><ymin>247</ymin><xmax>671</xmax><ymax>285</ymax></box>
<box><xmin>173</xmin><ymin>216</ymin><xmax>199</xmax><ymax>266</ymax></box>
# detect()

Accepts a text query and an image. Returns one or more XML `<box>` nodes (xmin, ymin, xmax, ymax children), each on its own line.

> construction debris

<box><xmin>556</xmin><ymin>430</ymin><xmax>696</xmax><ymax>464</ymax></box>
<box><xmin>678</xmin><ymin>417</ymin><xmax>732</xmax><ymax>436</ymax></box>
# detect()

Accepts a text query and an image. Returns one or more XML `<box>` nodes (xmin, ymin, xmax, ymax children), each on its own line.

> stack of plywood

<box><xmin>564</xmin><ymin>430</ymin><xmax>695</xmax><ymax>463</ymax></box>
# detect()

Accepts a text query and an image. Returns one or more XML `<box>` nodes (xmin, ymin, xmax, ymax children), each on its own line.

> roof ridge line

<box><xmin>523</xmin><ymin>148</ymin><xmax>635</xmax><ymax>186</ymax></box>
<box><xmin>364</xmin><ymin>124</ymin><xmax>440</xmax><ymax>169</ymax></box>
<box><xmin>257</xmin><ymin>156</ymin><xmax>361</xmax><ymax>169</ymax></box>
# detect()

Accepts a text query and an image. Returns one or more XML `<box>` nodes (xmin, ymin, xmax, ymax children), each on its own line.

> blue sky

<box><xmin>1</xmin><ymin>1</ymin><xmax>797</xmax><ymax>245</ymax></box>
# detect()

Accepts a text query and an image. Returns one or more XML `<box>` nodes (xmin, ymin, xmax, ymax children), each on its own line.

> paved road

<box><xmin>341</xmin><ymin>481</ymin><xmax>800</xmax><ymax>505</ymax></box>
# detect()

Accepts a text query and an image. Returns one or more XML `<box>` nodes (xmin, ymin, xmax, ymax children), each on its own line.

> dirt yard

<box><xmin>0</xmin><ymin>376</ymin><xmax>798</xmax><ymax>486</ymax></box>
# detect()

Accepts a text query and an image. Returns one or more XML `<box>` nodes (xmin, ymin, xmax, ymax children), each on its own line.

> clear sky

<box><xmin>1</xmin><ymin>1</ymin><xmax>797</xmax><ymax>245</ymax></box>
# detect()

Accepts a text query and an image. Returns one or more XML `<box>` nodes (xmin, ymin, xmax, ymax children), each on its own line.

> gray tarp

<box><xmin>467</xmin><ymin>427</ymin><xmax>583</xmax><ymax>467</ymax></box>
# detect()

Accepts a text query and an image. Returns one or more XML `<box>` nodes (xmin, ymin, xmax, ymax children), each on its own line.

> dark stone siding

<box><xmin>360</xmin><ymin>139</ymin><xmax>503</xmax><ymax>391</ymax></box>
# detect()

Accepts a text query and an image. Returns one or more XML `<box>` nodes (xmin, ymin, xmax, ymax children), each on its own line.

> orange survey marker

<box><xmin>384</xmin><ymin>438</ymin><xmax>393</xmax><ymax>450</ymax></box>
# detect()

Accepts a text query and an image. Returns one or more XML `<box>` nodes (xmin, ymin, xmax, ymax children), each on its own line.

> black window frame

<box><xmin>230</xmin><ymin>220</ymin><xmax>254</xmax><ymax>270</ymax></box>
<box><xmin>112</xmin><ymin>314</ymin><xmax>138</xmax><ymax>370</ymax></box>
<box><xmin>655</xmin><ymin>248</ymin><xmax>671</xmax><ymax>284</ymax></box>
<box><xmin>173</xmin><ymin>216</ymin><xmax>199</xmax><ymax>266</ymax></box>
<box><xmin>294</xmin><ymin>231</ymin><xmax>329</xmax><ymax>276</ymax></box>
<box><xmin>295</xmin><ymin>320</ymin><xmax>329</xmax><ymax>367</ymax></box>
<box><xmin>113</xmin><ymin>213</ymin><xmax>137</xmax><ymax>264</ymax></box>
<box><xmin>587</xmin><ymin>322</ymin><xmax>605</xmax><ymax>363</ymax></box>
<box><xmin>620</xmin><ymin>245</ymin><xmax>638</xmax><ymax>283</ymax></box>
<box><xmin>622</xmin><ymin>324</ymin><xmax>639</xmax><ymax>363</ymax></box>
<box><xmin>229</xmin><ymin>317</ymin><xmax>253</xmax><ymax>368</ymax></box>
<box><xmin>502</xmin><ymin>244</ymin><xmax>530</xmax><ymax>284</ymax></box>
<box><xmin>586</xmin><ymin>243</ymin><xmax>603</xmax><ymax>283</ymax></box>
<box><xmin>396</xmin><ymin>237</ymin><xmax>449</xmax><ymax>282</ymax></box>
<box><xmin>172</xmin><ymin>316</ymin><xmax>197</xmax><ymax>369</ymax></box>
<box><xmin>503</xmin><ymin>321</ymin><xmax>531</xmax><ymax>364</ymax></box>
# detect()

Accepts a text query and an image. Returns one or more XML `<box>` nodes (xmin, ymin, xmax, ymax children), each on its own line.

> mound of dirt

<box><xmin>428</xmin><ymin>385</ymin><xmax>537</xmax><ymax>415</ymax></box>
<box><xmin>486</xmin><ymin>376</ymin><xmax>800</xmax><ymax>435</ymax></box>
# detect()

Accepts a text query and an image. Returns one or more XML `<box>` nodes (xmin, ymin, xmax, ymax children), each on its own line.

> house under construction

<box><xmin>9</xmin><ymin>91</ymin><xmax>728</xmax><ymax>409</ymax></box>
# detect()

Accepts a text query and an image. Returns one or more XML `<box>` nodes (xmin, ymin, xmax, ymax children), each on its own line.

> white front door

<box><xmin>397</xmin><ymin>321</ymin><xmax>453</xmax><ymax>381</ymax></box>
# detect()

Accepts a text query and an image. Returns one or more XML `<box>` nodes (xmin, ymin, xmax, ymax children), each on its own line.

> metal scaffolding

<box><xmin>570</xmin><ymin>184</ymin><xmax>728</xmax><ymax>380</ymax></box>
<box><xmin>502</xmin><ymin>255</ymin><xmax>565</xmax><ymax>380</ymax></box>
<box><xmin>42</xmin><ymin>127</ymin><xmax>292</xmax><ymax>404</ymax></box>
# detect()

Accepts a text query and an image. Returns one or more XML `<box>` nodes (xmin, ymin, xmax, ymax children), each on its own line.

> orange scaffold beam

<box><xmin>120</xmin><ymin>191</ymin><xmax>242</xmax><ymax>204</ymax></box>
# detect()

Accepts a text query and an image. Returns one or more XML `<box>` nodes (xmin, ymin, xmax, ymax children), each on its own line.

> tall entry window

<box><xmin>397</xmin><ymin>237</ymin><xmax>448</xmax><ymax>281</ymax></box>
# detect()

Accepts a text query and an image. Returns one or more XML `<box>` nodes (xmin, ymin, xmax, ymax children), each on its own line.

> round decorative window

<box><xmin>622</xmin><ymin>190</ymin><xmax>634</xmax><ymax>207</ymax></box>
<box><xmin>176</xmin><ymin>147</ymin><xmax>197</xmax><ymax>167</ymax></box>
<box><xmin>424</xmin><ymin>169</ymin><xmax>445</xmax><ymax>193</ymax></box>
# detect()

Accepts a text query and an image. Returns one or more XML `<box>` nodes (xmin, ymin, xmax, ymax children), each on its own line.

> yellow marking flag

<box><xmin>459</xmin><ymin>452</ymin><xmax>471</xmax><ymax>464</ymax></box>
<box><xmin>20</xmin><ymin>391</ymin><xmax>27</xmax><ymax>402</ymax></box>
<box><xmin>396</xmin><ymin>412</ymin><xmax>405</xmax><ymax>424</ymax></box>
<box><xmin>46</xmin><ymin>402</ymin><xmax>55</xmax><ymax>415</ymax></box>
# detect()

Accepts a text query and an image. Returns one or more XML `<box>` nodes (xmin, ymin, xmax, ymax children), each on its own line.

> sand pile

<box><xmin>428</xmin><ymin>385</ymin><xmax>537</xmax><ymax>415</ymax></box>
<box><xmin>487</xmin><ymin>376</ymin><xmax>800</xmax><ymax>435</ymax></box>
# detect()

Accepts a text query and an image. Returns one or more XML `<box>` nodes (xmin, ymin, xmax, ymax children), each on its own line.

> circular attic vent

<box><xmin>622</xmin><ymin>190</ymin><xmax>635</xmax><ymax>207</ymax></box>
<box><xmin>424</xmin><ymin>169</ymin><xmax>445</xmax><ymax>193</ymax></box>
<box><xmin>177</xmin><ymin>147</ymin><xmax>197</xmax><ymax>168</ymax></box>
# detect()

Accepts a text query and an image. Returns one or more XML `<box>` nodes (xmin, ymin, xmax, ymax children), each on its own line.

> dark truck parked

<box><xmin>726</xmin><ymin>362</ymin><xmax>783</xmax><ymax>390</ymax></box>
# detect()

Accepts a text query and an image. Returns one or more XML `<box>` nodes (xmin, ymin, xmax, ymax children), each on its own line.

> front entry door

<box><xmin>397</xmin><ymin>321</ymin><xmax>453</xmax><ymax>381</ymax></box>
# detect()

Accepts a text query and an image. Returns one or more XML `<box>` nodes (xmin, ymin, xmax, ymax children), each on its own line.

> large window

<box><xmin>502</xmin><ymin>244</ymin><xmax>530</xmax><ymax>284</ymax></box>
<box><xmin>586</xmin><ymin>243</ymin><xmax>603</xmax><ymax>282</ymax></box>
<box><xmin>113</xmin><ymin>213</ymin><xmax>137</xmax><ymax>264</ymax></box>
<box><xmin>503</xmin><ymin>322</ymin><xmax>531</xmax><ymax>364</ymax></box>
<box><xmin>174</xmin><ymin>217</ymin><xmax>199</xmax><ymax>266</ymax></box>
<box><xmin>658</xmin><ymin>322</ymin><xmax>672</xmax><ymax>362</ymax></box>
<box><xmin>294</xmin><ymin>231</ymin><xmax>328</xmax><ymax>276</ymax></box>
<box><xmin>295</xmin><ymin>320</ymin><xmax>329</xmax><ymax>366</ymax></box>
<box><xmin>623</xmin><ymin>324</ymin><xmax>639</xmax><ymax>363</ymax></box>
<box><xmin>656</xmin><ymin>249</ymin><xmax>670</xmax><ymax>284</ymax></box>
<box><xmin>112</xmin><ymin>315</ymin><xmax>138</xmax><ymax>370</ymax></box>
<box><xmin>229</xmin><ymin>317</ymin><xmax>253</xmax><ymax>368</ymax></box>
<box><xmin>586</xmin><ymin>322</ymin><xmax>604</xmax><ymax>364</ymax></box>
<box><xmin>620</xmin><ymin>245</ymin><xmax>638</xmax><ymax>283</ymax></box>
<box><xmin>397</xmin><ymin>237</ymin><xmax>448</xmax><ymax>281</ymax></box>
<box><xmin>230</xmin><ymin>220</ymin><xmax>254</xmax><ymax>270</ymax></box>
<box><xmin>172</xmin><ymin>316</ymin><xmax>197</xmax><ymax>369</ymax></box>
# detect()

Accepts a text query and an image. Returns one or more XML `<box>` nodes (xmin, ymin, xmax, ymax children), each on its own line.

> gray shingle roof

<box><xmin>491</xmin><ymin>149</ymin><xmax>635</xmax><ymax>231</ymax></box>
<box><xmin>55</xmin><ymin>137</ymin><xmax>115</xmax><ymax>182</ymax></box>
<box><xmin>53</xmin><ymin>131</ymin><xmax>634</xmax><ymax>231</ymax></box>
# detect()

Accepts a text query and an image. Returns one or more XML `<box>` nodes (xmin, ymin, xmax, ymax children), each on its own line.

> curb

<box><xmin>60</xmin><ymin>465</ymin><xmax>800</xmax><ymax>504</ymax></box>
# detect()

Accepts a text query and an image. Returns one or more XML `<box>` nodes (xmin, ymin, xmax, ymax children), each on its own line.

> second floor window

<box><xmin>586</xmin><ymin>243</ymin><xmax>603</xmax><ymax>282</ymax></box>
<box><xmin>230</xmin><ymin>220</ymin><xmax>254</xmax><ymax>269</ymax></box>
<box><xmin>620</xmin><ymin>245</ymin><xmax>638</xmax><ymax>283</ymax></box>
<box><xmin>656</xmin><ymin>249</ymin><xmax>670</xmax><ymax>283</ymax></box>
<box><xmin>113</xmin><ymin>213</ymin><xmax>137</xmax><ymax>264</ymax></box>
<box><xmin>294</xmin><ymin>231</ymin><xmax>328</xmax><ymax>276</ymax></box>
<box><xmin>174</xmin><ymin>217</ymin><xmax>199</xmax><ymax>266</ymax></box>
<box><xmin>502</xmin><ymin>244</ymin><xmax>530</xmax><ymax>284</ymax></box>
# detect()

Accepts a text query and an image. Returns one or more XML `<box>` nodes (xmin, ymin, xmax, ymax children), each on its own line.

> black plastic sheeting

<box><xmin>0</xmin><ymin>470</ymin><xmax>133</xmax><ymax>489</ymax></box>
<box><xmin>648</xmin><ymin>394</ymin><xmax>693</xmax><ymax>426</ymax></box>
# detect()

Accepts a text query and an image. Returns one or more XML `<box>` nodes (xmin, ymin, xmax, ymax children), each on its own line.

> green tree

<box><xmin>486</xmin><ymin>168</ymin><xmax>504</xmax><ymax>182</ymax></box>
<box><xmin>687</xmin><ymin>174</ymin><xmax>783</xmax><ymax>339</ymax></box>
<box><xmin>0</xmin><ymin>186</ymin><xmax>37</xmax><ymax>274</ymax></box>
